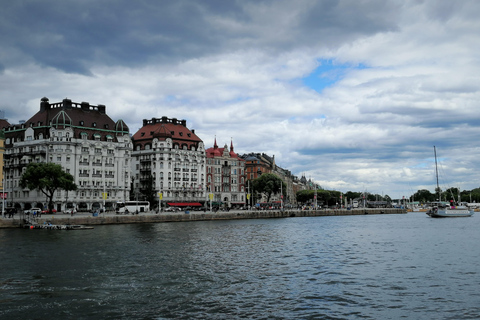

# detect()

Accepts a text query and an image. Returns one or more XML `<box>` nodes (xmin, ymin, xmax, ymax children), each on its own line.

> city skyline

<box><xmin>1</xmin><ymin>1</ymin><xmax>480</xmax><ymax>199</ymax></box>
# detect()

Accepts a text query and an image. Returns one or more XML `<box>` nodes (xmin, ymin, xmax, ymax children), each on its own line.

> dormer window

<box><xmin>104</xmin><ymin>124</ymin><xmax>109</xmax><ymax>129</ymax></box>
<box><xmin>92</xmin><ymin>122</ymin><xmax>97</xmax><ymax>127</ymax></box>
<box><xmin>80</xmin><ymin>121</ymin><xmax>84</xmax><ymax>126</ymax></box>
<box><xmin>179</xmin><ymin>132</ymin><xmax>183</xmax><ymax>136</ymax></box>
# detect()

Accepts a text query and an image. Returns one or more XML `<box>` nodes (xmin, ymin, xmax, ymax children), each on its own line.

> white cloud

<box><xmin>1</xmin><ymin>0</ymin><xmax>480</xmax><ymax>199</ymax></box>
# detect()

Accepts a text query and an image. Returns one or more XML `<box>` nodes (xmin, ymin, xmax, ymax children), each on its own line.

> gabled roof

<box><xmin>206</xmin><ymin>139</ymin><xmax>243</xmax><ymax>160</ymax></box>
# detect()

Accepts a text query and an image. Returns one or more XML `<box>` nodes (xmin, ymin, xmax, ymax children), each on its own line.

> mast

<box><xmin>434</xmin><ymin>146</ymin><xmax>440</xmax><ymax>201</ymax></box>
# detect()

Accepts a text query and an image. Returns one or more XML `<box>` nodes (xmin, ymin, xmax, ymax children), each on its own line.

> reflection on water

<box><xmin>1</xmin><ymin>213</ymin><xmax>480</xmax><ymax>319</ymax></box>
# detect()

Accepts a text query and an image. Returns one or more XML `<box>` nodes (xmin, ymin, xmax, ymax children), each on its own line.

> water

<box><xmin>1</xmin><ymin>213</ymin><xmax>480</xmax><ymax>319</ymax></box>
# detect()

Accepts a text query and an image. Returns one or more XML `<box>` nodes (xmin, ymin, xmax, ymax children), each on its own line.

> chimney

<box><xmin>81</xmin><ymin>101</ymin><xmax>90</xmax><ymax>111</ymax></box>
<box><xmin>40</xmin><ymin>97</ymin><xmax>50</xmax><ymax>112</ymax></box>
<box><xmin>63</xmin><ymin>98</ymin><xmax>72</xmax><ymax>108</ymax></box>
<box><xmin>97</xmin><ymin>104</ymin><xmax>106</xmax><ymax>114</ymax></box>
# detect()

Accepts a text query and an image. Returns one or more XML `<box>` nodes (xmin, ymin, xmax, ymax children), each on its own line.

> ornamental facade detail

<box><xmin>3</xmin><ymin>97</ymin><xmax>132</xmax><ymax>212</ymax></box>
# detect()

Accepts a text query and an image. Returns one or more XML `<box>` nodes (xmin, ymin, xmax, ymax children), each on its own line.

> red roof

<box><xmin>206</xmin><ymin>138</ymin><xmax>243</xmax><ymax>160</ymax></box>
<box><xmin>132</xmin><ymin>117</ymin><xmax>202</xmax><ymax>149</ymax></box>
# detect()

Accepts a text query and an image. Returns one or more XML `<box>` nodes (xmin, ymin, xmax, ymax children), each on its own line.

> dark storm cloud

<box><xmin>0</xmin><ymin>0</ymin><xmax>400</xmax><ymax>74</ymax></box>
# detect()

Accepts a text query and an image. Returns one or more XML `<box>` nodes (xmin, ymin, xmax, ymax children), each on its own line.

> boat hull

<box><xmin>427</xmin><ymin>208</ymin><xmax>474</xmax><ymax>218</ymax></box>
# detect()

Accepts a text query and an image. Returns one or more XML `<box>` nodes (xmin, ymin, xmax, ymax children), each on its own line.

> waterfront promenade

<box><xmin>0</xmin><ymin>208</ymin><xmax>406</xmax><ymax>228</ymax></box>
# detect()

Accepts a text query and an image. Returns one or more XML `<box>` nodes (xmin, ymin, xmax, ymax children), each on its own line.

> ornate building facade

<box><xmin>205</xmin><ymin>139</ymin><xmax>246</xmax><ymax>209</ymax></box>
<box><xmin>131</xmin><ymin>117</ymin><xmax>206</xmax><ymax>208</ymax></box>
<box><xmin>241</xmin><ymin>152</ymin><xmax>298</xmax><ymax>206</ymax></box>
<box><xmin>3</xmin><ymin>97</ymin><xmax>132</xmax><ymax>212</ymax></box>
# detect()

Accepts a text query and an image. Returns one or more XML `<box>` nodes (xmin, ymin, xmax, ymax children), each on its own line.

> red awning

<box><xmin>167</xmin><ymin>202</ymin><xmax>202</xmax><ymax>207</ymax></box>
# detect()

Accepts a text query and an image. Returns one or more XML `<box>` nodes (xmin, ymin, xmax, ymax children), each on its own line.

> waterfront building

<box><xmin>3</xmin><ymin>97</ymin><xmax>132</xmax><ymax>212</ymax></box>
<box><xmin>205</xmin><ymin>139</ymin><xmax>246</xmax><ymax>209</ymax></box>
<box><xmin>0</xmin><ymin>113</ymin><xmax>11</xmax><ymax>212</ymax></box>
<box><xmin>131</xmin><ymin>117</ymin><xmax>206</xmax><ymax>209</ymax></box>
<box><xmin>241</xmin><ymin>152</ymin><xmax>298</xmax><ymax>206</ymax></box>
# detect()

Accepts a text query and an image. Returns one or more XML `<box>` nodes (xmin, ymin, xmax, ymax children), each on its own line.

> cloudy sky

<box><xmin>1</xmin><ymin>0</ymin><xmax>480</xmax><ymax>199</ymax></box>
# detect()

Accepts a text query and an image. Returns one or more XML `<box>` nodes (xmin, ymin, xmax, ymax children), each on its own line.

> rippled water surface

<box><xmin>2</xmin><ymin>213</ymin><xmax>480</xmax><ymax>319</ymax></box>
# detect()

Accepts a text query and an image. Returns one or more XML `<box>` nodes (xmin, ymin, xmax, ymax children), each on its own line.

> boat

<box><xmin>22</xmin><ymin>218</ymin><xmax>94</xmax><ymax>230</ymax></box>
<box><xmin>426</xmin><ymin>146</ymin><xmax>474</xmax><ymax>218</ymax></box>
<box><xmin>23</xmin><ymin>224</ymin><xmax>94</xmax><ymax>230</ymax></box>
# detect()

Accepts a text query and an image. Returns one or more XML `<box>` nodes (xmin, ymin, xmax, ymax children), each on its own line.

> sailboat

<box><xmin>426</xmin><ymin>146</ymin><xmax>474</xmax><ymax>218</ymax></box>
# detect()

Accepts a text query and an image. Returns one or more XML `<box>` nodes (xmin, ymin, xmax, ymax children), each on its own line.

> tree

<box><xmin>20</xmin><ymin>163</ymin><xmax>77</xmax><ymax>213</ymax></box>
<box><xmin>296</xmin><ymin>190</ymin><xmax>314</xmax><ymax>203</ymax></box>
<box><xmin>252</xmin><ymin>173</ymin><xmax>285</xmax><ymax>203</ymax></box>
<box><xmin>411</xmin><ymin>189</ymin><xmax>435</xmax><ymax>203</ymax></box>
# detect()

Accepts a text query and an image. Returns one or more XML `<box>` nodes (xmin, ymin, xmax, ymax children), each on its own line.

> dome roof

<box><xmin>51</xmin><ymin>110</ymin><xmax>72</xmax><ymax>127</ymax></box>
<box><xmin>115</xmin><ymin>119</ymin><xmax>129</xmax><ymax>133</ymax></box>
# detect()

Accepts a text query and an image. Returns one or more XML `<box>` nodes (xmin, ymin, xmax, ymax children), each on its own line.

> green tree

<box><xmin>252</xmin><ymin>173</ymin><xmax>285</xmax><ymax>203</ymax></box>
<box><xmin>411</xmin><ymin>189</ymin><xmax>435</xmax><ymax>203</ymax></box>
<box><xmin>20</xmin><ymin>163</ymin><xmax>77</xmax><ymax>213</ymax></box>
<box><xmin>296</xmin><ymin>190</ymin><xmax>314</xmax><ymax>203</ymax></box>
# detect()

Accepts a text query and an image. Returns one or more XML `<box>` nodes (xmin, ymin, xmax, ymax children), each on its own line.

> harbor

<box><xmin>0</xmin><ymin>208</ymin><xmax>406</xmax><ymax>229</ymax></box>
<box><xmin>1</xmin><ymin>212</ymin><xmax>478</xmax><ymax>319</ymax></box>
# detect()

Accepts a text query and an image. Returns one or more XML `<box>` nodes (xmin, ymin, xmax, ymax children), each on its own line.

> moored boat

<box><xmin>427</xmin><ymin>146</ymin><xmax>474</xmax><ymax>218</ymax></box>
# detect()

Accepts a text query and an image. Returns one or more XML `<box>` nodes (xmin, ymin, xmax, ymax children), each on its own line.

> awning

<box><xmin>167</xmin><ymin>202</ymin><xmax>202</xmax><ymax>207</ymax></box>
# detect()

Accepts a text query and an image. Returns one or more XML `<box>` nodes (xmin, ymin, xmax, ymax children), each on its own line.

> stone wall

<box><xmin>0</xmin><ymin>208</ymin><xmax>407</xmax><ymax>228</ymax></box>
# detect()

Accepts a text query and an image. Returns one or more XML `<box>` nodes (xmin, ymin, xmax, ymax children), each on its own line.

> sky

<box><xmin>1</xmin><ymin>0</ymin><xmax>480</xmax><ymax>200</ymax></box>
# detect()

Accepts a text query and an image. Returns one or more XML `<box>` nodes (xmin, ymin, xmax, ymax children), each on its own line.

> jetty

<box><xmin>0</xmin><ymin>208</ymin><xmax>406</xmax><ymax>229</ymax></box>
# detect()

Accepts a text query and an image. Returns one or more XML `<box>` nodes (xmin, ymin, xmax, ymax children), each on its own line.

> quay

<box><xmin>0</xmin><ymin>208</ymin><xmax>406</xmax><ymax>229</ymax></box>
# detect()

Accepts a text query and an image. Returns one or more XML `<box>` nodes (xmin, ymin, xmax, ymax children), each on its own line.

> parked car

<box><xmin>25</xmin><ymin>207</ymin><xmax>42</xmax><ymax>215</ymax></box>
<box><xmin>41</xmin><ymin>208</ymin><xmax>57</xmax><ymax>214</ymax></box>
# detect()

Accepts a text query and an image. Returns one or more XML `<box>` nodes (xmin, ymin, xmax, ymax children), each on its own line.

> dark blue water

<box><xmin>1</xmin><ymin>213</ymin><xmax>480</xmax><ymax>319</ymax></box>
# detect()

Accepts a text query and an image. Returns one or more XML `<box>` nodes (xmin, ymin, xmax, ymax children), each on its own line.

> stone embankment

<box><xmin>0</xmin><ymin>208</ymin><xmax>406</xmax><ymax>228</ymax></box>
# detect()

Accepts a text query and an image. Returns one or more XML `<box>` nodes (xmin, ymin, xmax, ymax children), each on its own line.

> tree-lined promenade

<box><xmin>14</xmin><ymin>162</ymin><xmax>480</xmax><ymax>215</ymax></box>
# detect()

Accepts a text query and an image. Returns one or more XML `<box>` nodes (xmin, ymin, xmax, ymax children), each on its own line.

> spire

<box><xmin>229</xmin><ymin>137</ymin><xmax>236</xmax><ymax>158</ymax></box>
<box><xmin>214</xmin><ymin>136</ymin><xmax>218</xmax><ymax>149</ymax></box>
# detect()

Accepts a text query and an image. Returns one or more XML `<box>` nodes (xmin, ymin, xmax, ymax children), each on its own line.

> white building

<box><xmin>131</xmin><ymin>117</ymin><xmax>206</xmax><ymax>209</ymax></box>
<box><xmin>3</xmin><ymin>97</ymin><xmax>132</xmax><ymax>212</ymax></box>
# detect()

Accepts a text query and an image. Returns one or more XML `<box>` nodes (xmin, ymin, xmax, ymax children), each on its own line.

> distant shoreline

<box><xmin>0</xmin><ymin>208</ymin><xmax>407</xmax><ymax>229</ymax></box>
